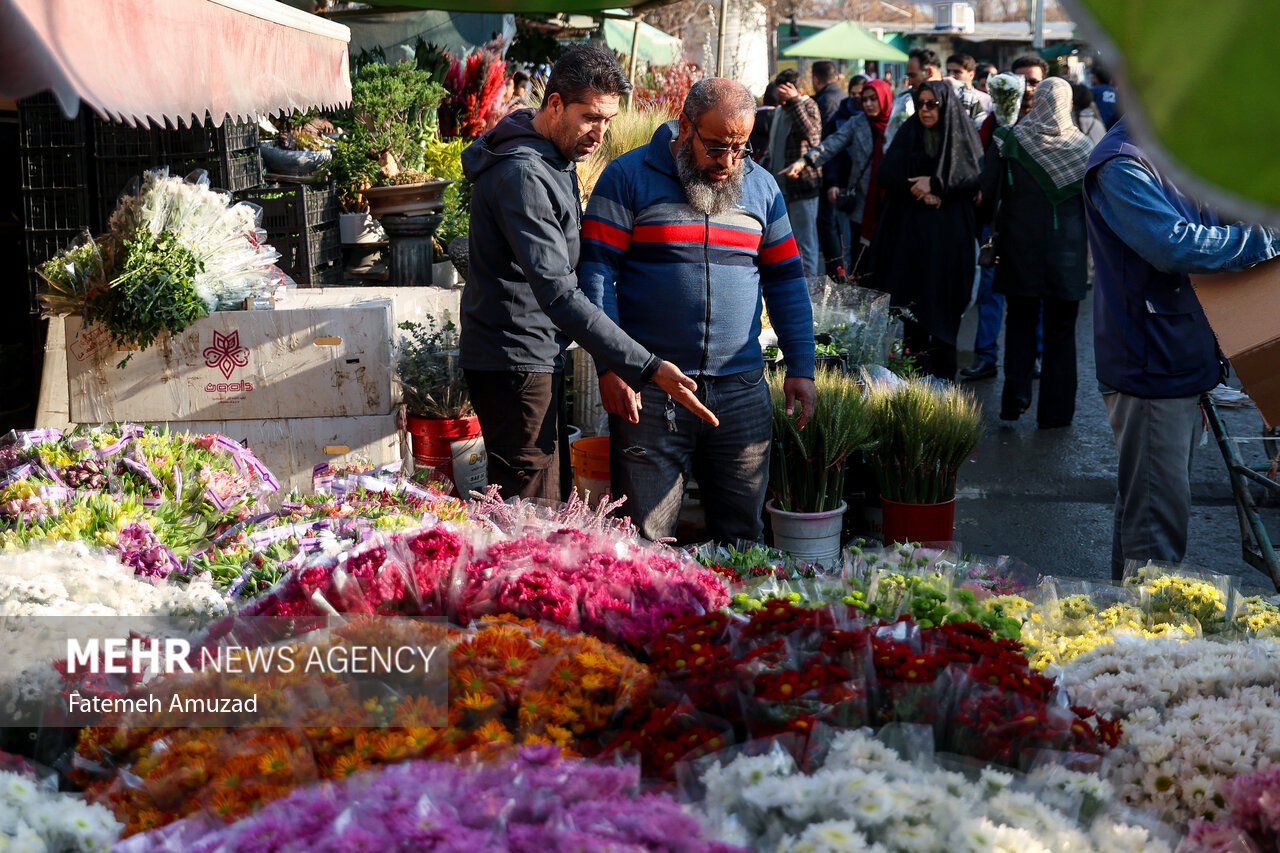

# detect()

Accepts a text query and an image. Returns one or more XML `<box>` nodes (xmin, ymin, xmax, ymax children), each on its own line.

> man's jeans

<box><xmin>972</xmin><ymin>225</ymin><xmax>1003</xmax><ymax>364</ymax></box>
<box><xmin>609</xmin><ymin>368</ymin><xmax>772</xmax><ymax>543</ymax></box>
<box><xmin>787</xmin><ymin>196</ymin><xmax>821</xmax><ymax>279</ymax></box>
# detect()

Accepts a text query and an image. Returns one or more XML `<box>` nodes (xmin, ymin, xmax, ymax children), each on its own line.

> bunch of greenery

<box><xmin>767</xmin><ymin>367</ymin><xmax>878</xmax><ymax>514</ymax></box>
<box><xmin>865</xmin><ymin>377</ymin><xmax>983</xmax><ymax>504</ymax></box>
<box><xmin>395</xmin><ymin>315</ymin><xmax>472</xmax><ymax>420</ymax></box>
<box><xmin>85</xmin><ymin>229</ymin><xmax>207</xmax><ymax>365</ymax></box>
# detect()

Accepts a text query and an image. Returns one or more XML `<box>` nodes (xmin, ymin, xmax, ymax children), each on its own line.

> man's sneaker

<box><xmin>958</xmin><ymin>359</ymin><xmax>997</xmax><ymax>381</ymax></box>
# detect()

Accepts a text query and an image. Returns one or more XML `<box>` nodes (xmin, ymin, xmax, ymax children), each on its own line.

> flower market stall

<box><xmin>5</xmin><ymin>418</ymin><xmax>1280</xmax><ymax>852</ymax></box>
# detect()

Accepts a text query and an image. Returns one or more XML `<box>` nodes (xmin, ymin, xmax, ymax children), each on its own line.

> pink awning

<box><xmin>1</xmin><ymin>0</ymin><xmax>351</xmax><ymax>126</ymax></box>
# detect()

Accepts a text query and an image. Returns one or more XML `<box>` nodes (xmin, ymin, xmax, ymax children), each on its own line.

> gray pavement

<box><xmin>953</xmin><ymin>288</ymin><xmax>1280</xmax><ymax>594</ymax></box>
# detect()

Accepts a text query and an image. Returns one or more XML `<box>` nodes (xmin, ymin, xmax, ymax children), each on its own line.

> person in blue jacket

<box><xmin>1085</xmin><ymin>119</ymin><xmax>1278</xmax><ymax>579</ymax></box>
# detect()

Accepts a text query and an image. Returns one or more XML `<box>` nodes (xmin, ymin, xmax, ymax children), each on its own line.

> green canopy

<box><xmin>1063</xmin><ymin>0</ymin><xmax>1279</xmax><ymax>221</ymax></box>
<box><xmin>782</xmin><ymin>21</ymin><xmax>908</xmax><ymax>62</ymax></box>
<box><xmin>603</xmin><ymin>18</ymin><xmax>682</xmax><ymax>66</ymax></box>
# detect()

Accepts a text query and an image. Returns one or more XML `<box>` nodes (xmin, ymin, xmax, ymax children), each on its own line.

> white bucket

<box><xmin>766</xmin><ymin>500</ymin><xmax>847</xmax><ymax>567</ymax></box>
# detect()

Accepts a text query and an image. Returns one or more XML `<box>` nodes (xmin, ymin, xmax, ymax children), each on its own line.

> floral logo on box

<box><xmin>203</xmin><ymin>331</ymin><xmax>250</xmax><ymax>379</ymax></box>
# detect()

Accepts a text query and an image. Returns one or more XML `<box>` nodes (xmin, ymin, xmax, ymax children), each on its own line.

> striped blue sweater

<box><xmin>579</xmin><ymin>120</ymin><xmax>815</xmax><ymax>379</ymax></box>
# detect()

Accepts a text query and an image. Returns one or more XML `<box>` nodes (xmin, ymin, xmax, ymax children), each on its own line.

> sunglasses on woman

<box><xmin>917</xmin><ymin>99</ymin><xmax>940</xmax><ymax>111</ymax></box>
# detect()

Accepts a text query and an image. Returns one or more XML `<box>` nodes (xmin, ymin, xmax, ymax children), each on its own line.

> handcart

<box><xmin>1202</xmin><ymin>392</ymin><xmax>1280</xmax><ymax>590</ymax></box>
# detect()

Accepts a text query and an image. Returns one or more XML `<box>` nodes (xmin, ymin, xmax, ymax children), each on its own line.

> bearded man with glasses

<box><xmin>579</xmin><ymin>77</ymin><xmax>817</xmax><ymax>544</ymax></box>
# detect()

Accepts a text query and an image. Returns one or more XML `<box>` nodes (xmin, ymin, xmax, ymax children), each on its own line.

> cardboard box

<box><xmin>1191</xmin><ymin>259</ymin><xmax>1280</xmax><ymax>427</ymax></box>
<box><xmin>158</xmin><ymin>413</ymin><xmax>402</xmax><ymax>498</ymax></box>
<box><xmin>65</xmin><ymin>303</ymin><xmax>393</xmax><ymax>423</ymax></box>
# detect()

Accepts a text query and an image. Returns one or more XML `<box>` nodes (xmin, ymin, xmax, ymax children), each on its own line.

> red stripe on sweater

<box><xmin>632</xmin><ymin>222</ymin><xmax>761</xmax><ymax>251</ymax></box>
<box><xmin>582</xmin><ymin>219</ymin><xmax>631</xmax><ymax>251</ymax></box>
<box><xmin>759</xmin><ymin>236</ymin><xmax>800</xmax><ymax>267</ymax></box>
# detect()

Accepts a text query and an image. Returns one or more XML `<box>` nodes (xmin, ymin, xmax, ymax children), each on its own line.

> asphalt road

<box><xmin>952</xmin><ymin>288</ymin><xmax>1280</xmax><ymax>595</ymax></box>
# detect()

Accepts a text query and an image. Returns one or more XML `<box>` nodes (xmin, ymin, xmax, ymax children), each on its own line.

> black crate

<box><xmin>22</xmin><ymin>188</ymin><xmax>94</xmax><ymax>232</ymax></box>
<box><xmin>21</xmin><ymin>147</ymin><xmax>91</xmax><ymax>191</ymax></box>
<box><xmin>18</xmin><ymin>94</ymin><xmax>88</xmax><ymax>149</ymax></box>
<box><xmin>94</xmin><ymin>160</ymin><xmax>150</xmax><ymax>227</ymax></box>
<box><xmin>234</xmin><ymin>182</ymin><xmax>339</xmax><ymax>233</ymax></box>
<box><xmin>93</xmin><ymin>119</ymin><xmax>165</xmax><ymax>159</ymax></box>
<box><xmin>171</xmin><ymin>150</ymin><xmax>262</xmax><ymax>192</ymax></box>
<box><xmin>270</xmin><ymin>224</ymin><xmax>342</xmax><ymax>285</ymax></box>
<box><xmin>311</xmin><ymin>261</ymin><xmax>346</xmax><ymax>286</ymax></box>
<box><xmin>166</xmin><ymin>114</ymin><xmax>258</xmax><ymax>158</ymax></box>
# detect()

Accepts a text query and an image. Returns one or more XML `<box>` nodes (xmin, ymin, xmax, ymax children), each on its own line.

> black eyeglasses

<box><xmin>686</xmin><ymin>116</ymin><xmax>752</xmax><ymax>160</ymax></box>
<box><xmin>917</xmin><ymin>99</ymin><xmax>940</xmax><ymax>111</ymax></box>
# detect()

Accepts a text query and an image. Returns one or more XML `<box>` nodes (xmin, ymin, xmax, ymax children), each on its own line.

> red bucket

<box><xmin>879</xmin><ymin>497</ymin><xmax>956</xmax><ymax>546</ymax></box>
<box><xmin>406</xmin><ymin>414</ymin><xmax>486</xmax><ymax>496</ymax></box>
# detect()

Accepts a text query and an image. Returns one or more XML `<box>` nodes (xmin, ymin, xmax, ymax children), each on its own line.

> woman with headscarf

<box><xmin>979</xmin><ymin>76</ymin><xmax>1094</xmax><ymax>427</ymax></box>
<box><xmin>782</xmin><ymin>78</ymin><xmax>893</xmax><ymax>278</ymax></box>
<box><xmin>868</xmin><ymin>80</ymin><xmax>984</xmax><ymax>381</ymax></box>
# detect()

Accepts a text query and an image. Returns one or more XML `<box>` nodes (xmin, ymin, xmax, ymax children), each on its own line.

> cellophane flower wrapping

<box><xmin>1058</xmin><ymin>637</ymin><xmax>1280</xmax><ymax>829</ymax></box>
<box><xmin>0</xmin><ymin>542</ymin><xmax>230</xmax><ymax>722</ymax></box>
<box><xmin>35</xmin><ymin>228</ymin><xmax>110</xmax><ymax>318</ymax></box>
<box><xmin>808</xmin><ymin>278</ymin><xmax>897</xmax><ymax>368</ymax></box>
<box><xmin>616</xmin><ymin>600</ymin><xmax>1116</xmax><ymax>781</ymax></box>
<box><xmin>73</xmin><ymin>615</ymin><xmax>653</xmax><ymax>835</ymax></box>
<box><xmin>106</xmin><ymin>169</ymin><xmax>281</xmax><ymax>311</ymax></box>
<box><xmin>1123</xmin><ymin>561</ymin><xmax>1237</xmax><ymax>635</ymax></box>
<box><xmin>233</xmin><ymin>492</ymin><xmax>727</xmax><ymax>653</ymax></box>
<box><xmin>112</xmin><ymin>746</ymin><xmax>744</xmax><ymax>853</ymax></box>
<box><xmin>987</xmin><ymin>72</ymin><xmax>1026</xmax><ymax>127</ymax></box>
<box><xmin>695</xmin><ymin>727</ymin><xmax>1176</xmax><ymax>853</ymax></box>
<box><xmin>1</xmin><ymin>767</ymin><xmax>122</xmax><ymax>852</ymax></box>
<box><xmin>0</xmin><ymin>426</ymin><xmax>276</xmax><ymax>589</ymax></box>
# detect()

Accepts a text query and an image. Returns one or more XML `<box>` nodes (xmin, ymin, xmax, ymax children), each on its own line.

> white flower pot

<box><xmin>431</xmin><ymin>261</ymin><xmax>458</xmax><ymax>288</ymax></box>
<box><xmin>339</xmin><ymin>212</ymin><xmax>386</xmax><ymax>245</ymax></box>
<box><xmin>766</xmin><ymin>499</ymin><xmax>847</xmax><ymax>567</ymax></box>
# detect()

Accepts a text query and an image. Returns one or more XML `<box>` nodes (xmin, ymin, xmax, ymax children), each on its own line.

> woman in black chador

<box><xmin>869</xmin><ymin>80</ymin><xmax>984</xmax><ymax>382</ymax></box>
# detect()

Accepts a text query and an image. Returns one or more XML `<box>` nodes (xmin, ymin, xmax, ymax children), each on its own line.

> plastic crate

<box><xmin>18</xmin><ymin>94</ymin><xmax>88</xmax><ymax>149</ymax></box>
<box><xmin>311</xmin><ymin>261</ymin><xmax>346</xmax><ymax>286</ymax></box>
<box><xmin>21</xmin><ymin>147</ymin><xmax>90</xmax><ymax>191</ymax></box>
<box><xmin>171</xmin><ymin>150</ymin><xmax>262</xmax><ymax>192</ymax></box>
<box><xmin>166</xmin><ymin>114</ymin><xmax>258</xmax><ymax>157</ymax></box>
<box><xmin>234</xmin><ymin>183</ymin><xmax>339</xmax><ymax>233</ymax></box>
<box><xmin>270</xmin><ymin>224</ymin><xmax>342</xmax><ymax>284</ymax></box>
<box><xmin>22</xmin><ymin>188</ymin><xmax>94</xmax><ymax>232</ymax></box>
<box><xmin>93</xmin><ymin>119</ymin><xmax>164</xmax><ymax>159</ymax></box>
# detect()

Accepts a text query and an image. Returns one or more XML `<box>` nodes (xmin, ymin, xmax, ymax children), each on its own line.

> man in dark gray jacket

<box><xmin>461</xmin><ymin>43</ymin><xmax>716</xmax><ymax>502</ymax></box>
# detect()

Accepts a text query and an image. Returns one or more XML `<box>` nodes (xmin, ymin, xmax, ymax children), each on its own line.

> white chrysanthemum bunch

<box><xmin>1058</xmin><ymin>637</ymin><xmax>1280</xmax><ymax>828</ymax></box>
<box><xmin>0</xmin><ymin>542</ymin><xmax>232</xmax><ymax>717</ymax></box>
<box><xmin>107</xmin><ymin>169</ymin><xmax>279</xmax><ymax>310</ymax></box>
<box><xmin>698</xmin><ymin>729</ymin><xmax>1174</xmax><ymax>853</ymax></box>
<box><xmin>1</xmin><ymin>770</ymin><xmax>121</xmax><ymax>852</ymax></box>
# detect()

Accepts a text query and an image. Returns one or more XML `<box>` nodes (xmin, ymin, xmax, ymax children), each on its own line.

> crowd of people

<box><xmin>764</xmin><ymin>48</ymin><xmax>1120</xmax><ymax>397</ymax></box>
<box><xmin>458</xmin><ymin>41</ymin><xmax>1277</xmax><ymax>586</ymax></box>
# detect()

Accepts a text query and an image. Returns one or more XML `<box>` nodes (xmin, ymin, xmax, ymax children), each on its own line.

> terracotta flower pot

<box><xmin>361</xmin><ymin>180</ymin><xmax>453</xmax><ymax>219</ymax></box>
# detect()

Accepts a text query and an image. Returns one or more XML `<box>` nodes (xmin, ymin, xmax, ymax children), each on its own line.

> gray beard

<box><xmin>676</xmin><ymin>138</ymin><xmax>744</xmax><ymax>216</ymax></box>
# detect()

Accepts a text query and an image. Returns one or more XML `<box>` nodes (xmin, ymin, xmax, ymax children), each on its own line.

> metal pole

<box><xmin>716</xmin><ymin>0</ymin><xmax>729</xmax><ymax>77</ymax></box>
<box><xmin>628</xmin><ymin>15</ymin><xmax>644</xmax><ymax>88</ymax></box>
<box><xmin>1032</xmin><ymin>0</ymin><xmax>1045</xmax><ymax>50</ymax></box>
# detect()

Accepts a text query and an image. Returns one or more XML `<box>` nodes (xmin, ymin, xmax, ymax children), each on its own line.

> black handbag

<box><xmin>834</xmin><ymin>153</ymin><xmax>873</xmax><ymax>215</ymax></box>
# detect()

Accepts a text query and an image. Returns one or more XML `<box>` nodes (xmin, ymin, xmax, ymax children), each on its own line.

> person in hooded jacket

<box><xmin>868</xmin><ymin>80</ymin><xmax>984</xmax><ymax>381</ymax></box>
<box><xmin>461</xmin><ymin>43</ymin><xmax>716</xmax><ymax>502</ymax></box>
